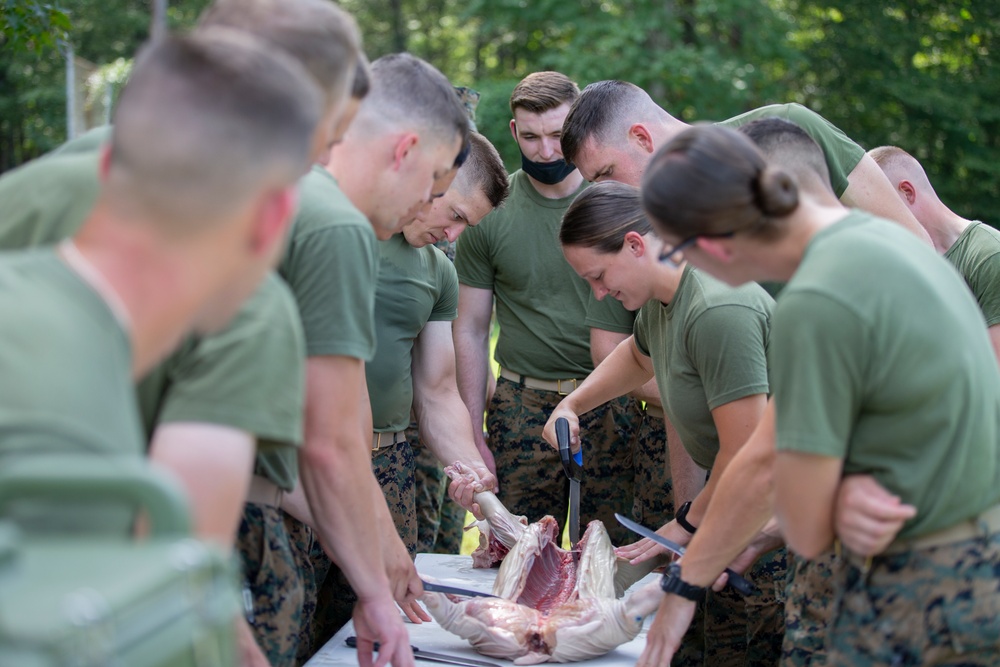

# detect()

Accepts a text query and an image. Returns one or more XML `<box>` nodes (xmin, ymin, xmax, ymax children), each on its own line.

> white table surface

<box><xmin>305</xmin><ymin>553</ymin><xmax>659</xmax><ymax>666</ymax></box>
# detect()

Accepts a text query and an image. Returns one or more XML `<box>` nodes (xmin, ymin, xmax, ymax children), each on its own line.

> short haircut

<box><xmin>198</xmin><ymin>0</ymin><xmax>361</xmax><ymax>107</ymax></box>
<box><xmin>358</xmin><ymin>53</ymin><xmax>470</xmax><ymax>149</ymax></box>
<box><xmin>738</xmin><ymin>117</ymin><xmax>834</xmax><ymax>197</ymax></box>
<box><xmin>868</xmin><ymin>145</ymin><xmax>932</xmax><ymax>190</ymax></box>
<box><xmin>509</xmin><ymin>71</ymin><xmax>579</xmax><ymax>116</ymax></box>
<box><xmin>107</xmin><ymin>31</ymin><xmax>321</xmax><ymax>233</ymax></box>
<box><xmin>455</xmin><ymin>132</ymin><xmax>509</xmax><ymax>209</ymax></box>
<box><xmin>560</xmin><ymin>180</ymin><xmax>652</xmax><ymax>253</ymax></box>
<box><xmin>642</xmin><ymin>124</ymin><xmax>798</xmax><ymax>241</ymax></box>
<box><xmin>561</xmin><ymin>80</ymin><xmax>656</xmax><ymax>164</ymax></box>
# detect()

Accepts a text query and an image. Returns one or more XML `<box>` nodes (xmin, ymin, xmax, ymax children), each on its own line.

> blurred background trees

<box><xmin>1</xmin><ymin>0</ymin><xmax>996</xmax><ymax>219</ymax></box>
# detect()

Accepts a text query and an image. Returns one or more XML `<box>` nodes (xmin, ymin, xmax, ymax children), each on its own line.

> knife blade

<box><xmin>420</xmin><ymin>579</ymin><xmax>497</xmax><ymax>598</ymax></box>
<box><xmin>614</xmin><ymin>512</ymin><xmax>756</xmax><ymax>596</ymax></box>
<box><xmin>346</xmin><ymin>636</ymin><xmax>503</xmax><ymax>667</ymax></box>
<box><xmin>555</xmin><ymin>417</ymin><xmax>581</xmax><ymax>549</ymax></box>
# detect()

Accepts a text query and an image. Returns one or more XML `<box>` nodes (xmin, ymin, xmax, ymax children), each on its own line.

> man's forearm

<box><xmin>415</xmin><ymin>386</ymin><xmax>487</xmax><ymax>469</ymax></box>
<box><xmin>454</xmin><ymin>325</ymin><xmax>490</xmax><ymax>445</ymax></box>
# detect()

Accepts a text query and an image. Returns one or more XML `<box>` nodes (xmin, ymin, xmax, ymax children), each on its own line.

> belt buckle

<box><xmin>557</xmin><ymin>378</ymin><xmax>577</xmax><ymax>396</ymax></box>
<box><xmin>372</xmin><ymin>432</ymin><xmax>383</xmax><ymax>452</ymax></box>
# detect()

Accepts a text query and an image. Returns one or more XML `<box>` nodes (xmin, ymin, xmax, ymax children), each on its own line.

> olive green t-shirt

<box><xmin>455</xmin><ymin>170</ymin><xmax>633</xmax><ymax>378</ymax></box>
<box><xmin>0</xmin><ymin>250</ymin><xmax>144</xmax><ymax>533</ymax></box>
<box><xmin>633</xmin><ymin>267</ymin><xmax>772</xmax><ymax>469</ymax></box>
<box><xmin>944</xmin><ymin>221</ymin><xmax>1000</xmax><ymax>327</ymax></box>
<box><xmin>0</xmin><ymin>152</ymin><xmax>306</xmax><ymax>489</ymax></box>
<box><xmin>718</xmin><ymin>103</ymin><xmax>865</xmax><ymax>198</ymax></box>
<box><xmin>51</xmin><ymin>125</ymin><xmax>112</xmax><ymax>158</ymax></box>
<box><xmin>279</xmin><ymin>165</ymin><xmax>379</xmax><ymax>361</ymax></box>
<box><xmin>369</xmin><ymin>234</ymin><xmax>458</xmax><ymax>432</ymax></box>
<box><xmin>771</xmin><ymin>211</ymin><xmax>1000</xmax><ymax>539</ymax></box>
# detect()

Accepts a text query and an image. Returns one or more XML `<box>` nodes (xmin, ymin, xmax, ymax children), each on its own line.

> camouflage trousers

<box><xmin>487</xmin><ymin>376</ymin><xmax>638</xmax><ymax>546</ymax></box>
<box><xmin>299</xmin><ymin>439</ymin><xmax>418</xmax><ymax>658</ymax></box>
<box><xmin>827</xmin><ymin>530</ymin><xmax>1000</xmax><ymax>666</ymax></box>
<box><xmin>236</xmin><ymin>503</ymin><xmax>305</xmax><ymax>667</ymax></box>
<box><xmin>629</xmin><ymin>408</ymin><xmax>675</xmax><ymax>533</ymax></box>
<box><xmin>410</xmin><ymin>427</ymin><xmax>467</xmax><ymax>554</ymax></box>
<box><xmin>782</xmin><ymin>550</ymin><xmax>839</xmax><ymax>666</ymax></box>
<box><xmin>283</xmin><ymin>513</ymin><xmax>332</xmax><ymax>665</ymax></box>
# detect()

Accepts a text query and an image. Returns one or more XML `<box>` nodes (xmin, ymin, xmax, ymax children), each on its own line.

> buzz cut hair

<box><xmin>456</xmin><ymin>132</ymin><xmax>510</xmax><ymax>209</ymax></box>
<box><xmin>509</xmin><ymin>71</ymin><xmax>579</xmax><ymax>116</ymax></box>
<box><xmin>561</xmin><ymin>80</ymin><xmax>654</xmax><ymax>165</ymax></box>
<box><xmin>108</xmin><ymin>30</ymin><xmax>321</xmax><ymax>233</ymax></box>
<box><xmin>198</xmin><ymin>0</ymin><xmax>362</xmax><ymax>107</ymax></box>
<box><xmin>737</xmin><ymin>116</ymin><xmax>834</xmax><ymax>197</ymax></box>
<box><xmin>358</xmin><ymin>53</ymin><xmax>470</xmax><ymax>149</ymax></box>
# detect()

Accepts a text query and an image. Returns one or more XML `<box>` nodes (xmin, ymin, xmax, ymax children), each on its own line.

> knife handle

<box><xmin>347</xmin><ymin>636</ymin><xmax>414</xmax><ymax>652</ymax></box>
<box><xmin>722</xmin><ymin>568</ymin><xmax>755</xmax><ymax>596</ymax></box>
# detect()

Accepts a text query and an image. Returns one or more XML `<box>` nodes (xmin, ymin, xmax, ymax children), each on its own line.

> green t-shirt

<box><xmin>368</xmin><ymin>234</ymin><xmax>458</xmax><ymax>432</ymax></box>
<box><xmin>0</xmin><ymin>152</ymin><xmax>306</xmax><ymax>489</ymax></box>
<box><xmin>944</xmin><ymin>221</ymin><xmax>1000</xmax><ymax>327</ymax></box>
<box><xmin>0</xmin><ymin>250</ymin><xmax>144</xmax><ymax>533</ymax></box>
<box><xmin>51</xmin><ymin>125</ymin><xmax>112</xmax><ymax>158</ymax></box>
<box><xmin>633</xmin><ymin>267</ymin><xmax>772</xmax><ymax>469</ymax></box>
<box><xmin>771</xmin><ymin>211</ymin><xmax>1000</xmax><ymax>540</ymax></box>
<box><xmin>137</xmin><ymin>274</ymin><xmax>306</xmax><ymax>490</ymax></box>
<box><xmin>455</xmin><ymin>170</ymin><xmax>633</xmax><ymax>378</ymax></box>
<box><xmin>279</xmin><ymin>165</ymin><xmax>379</xmax><ymax>361</ymax></box>
<box><xmin>718</xmin><ymin>103</ymin><xmax>865</xmax><ymax>198</ymax></box>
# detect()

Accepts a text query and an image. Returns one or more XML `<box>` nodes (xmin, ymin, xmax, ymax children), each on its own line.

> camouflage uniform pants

<box><xmin>827</xmin><ymin>531</ymin><xmax>1000</xmax><ymax>666</ymax></box>
<box><xmin>236</xmin><ymin>503</ymin><xmax>305</xmax><ymax>667</ymax></box>
<box><xmin>282</xmin><ymin>513</ymin><xmax>327</xmax><ymax>666</ymax></box>
<box><xmin>487</xmin><ymin>376</ymin><xmax>637</xmax><ymax>546</ymax></box>
<box><xmin>629</xmin><ymin>408</ymin><xmax>675</xmax><ymax>532</ymax></box>
<box><xmin>301</xmin><ymin>439</ymin><xmax>418</xmax><ymax>658</ymax></box>
<box><xmin>782</xmin><ymin>550</ymin><xmax>838</xmax><ymax>666</ymax></box>
<box><xmin>411</xmin><ymin>429</ymin><xmax>466</xmax><ymax>554</ymax></box>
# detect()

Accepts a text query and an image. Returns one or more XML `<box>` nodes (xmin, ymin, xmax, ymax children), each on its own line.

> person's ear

<box><xmin>250</xmin><ymin>185</ymin><xmax>298</xmax><ymax>257</ymax></box>
<box><xmin>629</xmin><ymin>123</ymin><xmax>655</xmax><ymax>154</ymax></box>
<box><xmin>509</xmin><ymin>119</ymin><xmax>518</xmax><ymax>142</ymax></box>
<box><xmin>392</xmin><ymin>133</ymin><xmax>419</xmax><ymax>170</ymax></box>
<box><xmin>623</xmin><ymin>230</ymin><xmax>646</xmax><ymax>256</ymax></box>
<box><xmin>898</xmin><ymin>179</ymin><xmax>917</xmax><ymax>205</ymax></box>
<box><xmin>98</xmin><ymin>144</ymin><xmax>113</xmax><ymax>181</ymax></box>
<box><xmin>696</xmin><ymin>235</ymin><xmax>735</xmax><ymax>262</ymax></box>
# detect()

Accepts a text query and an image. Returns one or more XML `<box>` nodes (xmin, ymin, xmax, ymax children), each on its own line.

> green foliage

<box><xmin>0</xmin><ymin>0</ymin><xmax>71</xmax><ymax>53</ymax></box>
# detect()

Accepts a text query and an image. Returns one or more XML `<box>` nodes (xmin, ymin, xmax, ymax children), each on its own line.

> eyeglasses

<box><xmin>657</xmin><ymin>232</ymin><xmax>735</xmax><ymax>268</ymax></box>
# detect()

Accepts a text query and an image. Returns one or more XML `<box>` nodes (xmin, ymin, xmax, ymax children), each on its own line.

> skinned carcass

<box><xmin>427</xmin><ymin>465</ymin><xmax>665</xmax><ymax>664</ymax></box>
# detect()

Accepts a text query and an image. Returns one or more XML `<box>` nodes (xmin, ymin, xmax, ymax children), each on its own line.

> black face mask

<box><xmin>520</xmin><ymin>152</ymin><xmax>577</xmax><ymax>185</ymax></box>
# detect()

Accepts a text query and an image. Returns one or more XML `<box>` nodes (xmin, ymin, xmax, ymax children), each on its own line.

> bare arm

<box><xmin>590</xmin><ymin>328</ymin><xmax>660</xmax><ymax>404</ymax></box>
<box><xmin>542</xmin><ymin>335</ymin><xmax>653</xmax><ymax>450</ymax></box>
<box><xmin>841</xmin><ymin>153</ymin><xmax>933</xmax><ymax>246</ymax></box>
<box><xmin>989</xmin><ymin>324</ymin><xmax>1000</xmax><ymax>366</ymax></box>
<box><xmin>453</xmin><ymin>285</ymin><xmax>494</xmax><ymax>454</ymax></box>
<box><xmin>775</xmin><ymin>450</ymin><xmax>843</xmax><ymax>559</ymax></box>
<box><xmin>834</xmin><ymin>474</ymin><xmax>916</xmax><ymax>556</ymax></box>
<box><xmin>299</xmin><ymin>355</ymin><xmax>413</xmax><ymax>667</ymax></box>
<box><xmin>412</xmin><ymin>320</ymin><xmax>499</xmax><ymax>509</ymax></box>
<box><xmin>148</xmin><ymin>422</ymin><xmax>255</xmax><ymax>549</ymax></box>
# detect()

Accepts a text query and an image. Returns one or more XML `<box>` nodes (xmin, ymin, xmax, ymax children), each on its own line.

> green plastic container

<box><xmin>0</xmin><ymin>457</ymin><xmax>239</xmax><ymax>667</ymax></box>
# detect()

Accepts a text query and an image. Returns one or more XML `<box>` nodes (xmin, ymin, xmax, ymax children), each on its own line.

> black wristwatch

<box><xmin>675</xmin><ymin>500</ymin><xmax>698</xmax><ymax>534</ymax></box>
<box><xmin>660</xmin><ymin>562</ymin><xmax>707</xmax><ymax>602</ymax></box>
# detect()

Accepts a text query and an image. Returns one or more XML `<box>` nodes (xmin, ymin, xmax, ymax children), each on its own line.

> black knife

<box><xmin>615</xmin><ymin>512</ymin><xmax>755</xmax><ymax>596</ymax></box>
<box><xmin>346</xmin><ymin>636</ymin><xmax>502</xmax><ymax>667</ymax></box>
<box><xmin>420</xmin><ymin>579</ymin><xmax>497</xmax><ymax>598</ymax></box>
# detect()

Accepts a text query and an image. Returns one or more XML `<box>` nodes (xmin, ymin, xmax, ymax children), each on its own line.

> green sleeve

<box><xmin>686</xmin><ymin>305</ymin><xmax>770</xmax><ymax>410</ymax></box>
<box><xmin>966</xmin><ymin>250</ymin><xmax>1000</xmax><ymax>327</ymax></box>
<box><xmin>282</xmin><ymin>225</ymin><xmax>378</xmax><ymax>360</ymax></box>
<box><xmin>584</xmin><ymin>292</ymin><xmax>636</xmax><ymax>334</ymax></box>
<box><xmin>454</xmin><ymin>212</ymin><xmax>495</xmax><ymax>289</ymax></box>
<box><xmin>771</xmin><ymin>292</ymin><xmax>867</xmax><ymax>458</ymax></box>
<box><xmin>429</xmin><ymin>255</ymin><xmax>460</xmax><ymax>322</ymax></box>
<box><xmin>150</xmin><ymin>276</ymin><xmax>305</xmax><ymax>447</ymax></box>
<box><xmin>632</xmin><ymin>306</ymin><xmax>652</xmax><ymax>357</ymax></box>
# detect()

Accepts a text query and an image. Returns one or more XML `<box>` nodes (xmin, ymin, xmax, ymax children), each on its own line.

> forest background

<box><xmin>1</xmin><ymin>0</ymin><xmax>996</xmax><ymax>221</ymax></box>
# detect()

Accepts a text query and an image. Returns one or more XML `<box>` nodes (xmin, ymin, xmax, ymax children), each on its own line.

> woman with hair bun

<box><xmin>541</xmin><ymin>179</ymin><xmax>784</xmax><ymax>667</ymax></box>
<box><xmin>640</xmin><ymin>123</ymin><xmax>1000</xmax><ymax>666</ymax></box>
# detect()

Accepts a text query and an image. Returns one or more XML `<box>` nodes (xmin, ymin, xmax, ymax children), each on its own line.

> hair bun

<box><xmin>755</xmin><ymin>166</ymin><xmax>798</xmax><ymax>217</ymax></box>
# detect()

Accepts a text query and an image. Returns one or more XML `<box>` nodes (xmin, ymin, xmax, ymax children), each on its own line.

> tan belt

<box><xmin>844</xmin><ymin>503</ymin><xmax>1000</xmax><ymax>569</ymax></box>
<box><xmin>246</xmin><ymin>475</ymin><xmax>283</xmax><ymax>507</ymax></box>
<box><xmin>499</xmin><ymin>367</ymin><xmax>584</xmax><ymax>396</ymax></box>
<box><xmin>642</xmin><ymin>402</ymin><xmax>665</xmax><ymax>420</ymax></box>
<box><xmin>372</xmin><ymin>430</ymin><xmax>407</xmax><ymax>453</ymax></box>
